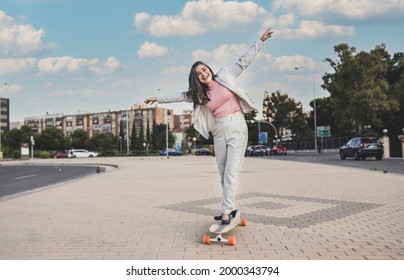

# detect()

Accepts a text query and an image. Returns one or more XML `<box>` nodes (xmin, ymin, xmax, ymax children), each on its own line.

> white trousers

<box><xmin>211</xmin><ymin>115</ymin><xmax>248</xmax><ymax>214</ymax></box>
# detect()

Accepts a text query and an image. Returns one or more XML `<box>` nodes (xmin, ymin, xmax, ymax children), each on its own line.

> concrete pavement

<box><xmin>0</xmin><ymin>156</ymin><xmax>403</xmax><ymax>260</ymax></box>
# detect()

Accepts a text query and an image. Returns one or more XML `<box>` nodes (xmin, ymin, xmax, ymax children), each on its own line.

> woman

<box><xmin>145</xmin><ymin>28</ymin><xmax>273</xmax><ymax>224</ymax></box>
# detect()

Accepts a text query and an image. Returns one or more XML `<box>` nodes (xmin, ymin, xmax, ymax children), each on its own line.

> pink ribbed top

<box><xmin>206</xmin><ymin>81</ymin><xmax>241</xmax><ymax>118</ymax></box>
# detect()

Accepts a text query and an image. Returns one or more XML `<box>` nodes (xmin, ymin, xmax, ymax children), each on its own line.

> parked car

<box><xmin>195</xmin><ymin>148</ymin><xmax>212</xmax><ymax>156</ymax></box>
<box><xmin>270</xmin><ymin>145</ymin><xmax>287</xmax><ymax>156</ymax></box>
<box><xmin>340</xmin><ymin>137</ymin><xmax>383</xmax><ymax>160</ymax></box>
<box><xmin>160</xmin><ymin>148</ymin><xmax>182</xmax><ymax>156</ymax></box>
<box><xmin>69</xmin><ymin>149</ymin><xmax>99</xmax><ymax>158</ymax></box>
<box><xmin>246</xmin><ymin>145</ymin><xmax>268</xmax><ymax>157</ymax></box>
<box><xmin>50</xmin><ymin>150</ymin><xmax>70</xmax><ymax>159</ymax></box>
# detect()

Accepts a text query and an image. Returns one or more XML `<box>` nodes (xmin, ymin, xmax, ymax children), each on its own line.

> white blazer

<box><xmin>157</xmin><ymin>39</ymin><xmax>264</xmax><ymax>139</ymax></box>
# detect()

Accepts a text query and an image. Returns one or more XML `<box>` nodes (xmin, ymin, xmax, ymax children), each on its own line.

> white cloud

<box><xmin>0</xmin><ymin>83</ymin><xmax>23</xmax><ymax>95</ymax></box>
<box><xmin>132</xmin><ymin>0</ymin><xmax>359</xmax><ymax>42</ymax></box>
<box><xmin>280</xmin><ymin>20</ymin><xmax>355</xmax><ymax>39</ymax></box>
<box><xmin>271</xmin><ymin>55</ymin><xmax>316</xmax><ymax>72</ymax></box>
<box><xmin>137</xmin><ymin>41</ymin><xmax>168</xmax><ymax>59</ymax></box>
<box><xmin>134</xmin><ymin>0</ymin><xmax>270</xmax><ymax>36</ymax></box>
<box><xmin>193</xmin><ymin>43</ymin><xmax>250</xmax><ymax>68</ymax></box>
<box><xmin>0</xmin><ymin>10</ymin><xmax>48</xmax><ymax>56</ymax></box>
<box><xmin>37</xmin><ymin>56</ymin><xmax>124</xmax><ymax>76</ymax></box>
<box><xmin>37</xmin><ymin>56</ymin><xmax>98</xmax><ymax>74</ymax></box>
<box><xmin>0</xmin><ymin>57</ymin><xmax>36</xmax><ymax>75</ymax></box>
<box><xmin>272</xmin><ymin>0</ymin><xmax>404</xmax><ymax>21</ymax></box>
<box><xmin>89</xmin><ymin>57</ymin><xmax>125</xmax><ymax>76</ymax></box>
<box><xmin>277</xmin><ymin>13</ymin><xmax>296</xmax><ymax>28</ymax></box>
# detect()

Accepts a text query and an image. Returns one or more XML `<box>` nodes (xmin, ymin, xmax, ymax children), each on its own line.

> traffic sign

<box><xmin>259</xmin><ymin>132</ymin><xmax>268</xmax><ymax>145</ymax></box>
<box><xmin>317</xmin><ymin>126</ymin><xmax>331</xmax><ymax>137</ymax></box>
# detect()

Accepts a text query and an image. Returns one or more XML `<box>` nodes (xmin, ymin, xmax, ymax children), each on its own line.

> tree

<box><xmin>185</xmin><ymin>124</ymin><xmax>213</xmax><ymax>147</ymax></box>
<box><xmin>130</xmin><ymin>118</ymin><xmax>145</xmax><ymax>153</ymax></box>
<box><xmin>384</xmin><ymin>51</ymin><xmax>404</xmax><ymax>155</ymax></box>
<box><xmin>146</xmin><ymin>119</ymin><xmax>151</xmax><ymax>146</ymax></box>
<box><xmin>262</xmin><ymin>90</ymin><xmax>310</xmax><ymax>142</ymax></box>
<box><xmin>307</xmin><ymin>96</ymin><xmax>336</xmax><ymax>136</ymax></box>
<box><xmin>323</xmin><ymin>43</ymin><xmax>399</xmax><ymax>135</ymax></box>
<box><xmin>34</xmin><ymin>127</ymin><xmax>65</xmax><ymax>151</ymax></box>
<box><xmin>70</xmin><ymin>130</ymin><xmax>89</xmax><ymax>149</ymax></box>
<box><xmin>3</xmin><ymin>126</ymin><xmax>30</xmax><ymax>150</ymax></box>
<box><xmin>85</xmin><ymin>133</ymin><xmax>117</xmax><ymax>156</ymax></box>
<box><xmin>152</xmin><ymin>123</ymin><xmax>175</xmax><ymax>150</ymax></box>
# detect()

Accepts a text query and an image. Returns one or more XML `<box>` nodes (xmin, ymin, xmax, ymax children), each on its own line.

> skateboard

<box><xmin>202</xmin><ymin>210</ymin><xmax>247</xmax><ymax>246</ymax></box>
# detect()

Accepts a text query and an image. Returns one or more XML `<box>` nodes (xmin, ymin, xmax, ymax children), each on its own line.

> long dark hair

<box><xmin>185</xmin><ymin>61</ymin><xmax>216</xmax><ymax>108</ymax></box>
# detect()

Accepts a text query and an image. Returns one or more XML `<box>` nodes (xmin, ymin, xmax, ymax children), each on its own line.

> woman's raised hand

<box><xmin>260</xmin><ymin>28</ymin><xmax>274</xmax><ymax>42</ymax></box>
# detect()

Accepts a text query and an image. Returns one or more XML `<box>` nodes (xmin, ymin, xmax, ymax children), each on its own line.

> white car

<box><xmin>69</xmin><ymin>149</ymin><xmax>99</xmax><ymax>158</ymax></box>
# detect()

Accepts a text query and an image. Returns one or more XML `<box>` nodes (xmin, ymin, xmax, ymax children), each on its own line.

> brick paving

<box><xmin>0</xmin><ymin>156</ymin><xmax>403</xmax><ymax>260</ymax></box>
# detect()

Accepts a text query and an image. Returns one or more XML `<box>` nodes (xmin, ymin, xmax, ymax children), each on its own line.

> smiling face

<box><xmin>195</xmin><ymin>64</ymin><xmax>214</xmax><ymax>86</ymax></box>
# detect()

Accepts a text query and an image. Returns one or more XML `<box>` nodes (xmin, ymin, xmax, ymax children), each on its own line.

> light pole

<box><xmin>192</xmin><ymin>137</ymin><xmax>197</xmax><ymax>154</ymax></box>
<box><xmin>0</xmin><ymin>115</ymin><xmax>2</xmax><ymax>160</ymax></box>
<box><xmin>126</xmin><ymin>110</ymin><xmax>130</xmax><ymax>155</ymax></box>
<box><xmin>247</xmin><ymin>119</ymin><xmax>278</xmax><ymax>146</ymax></box>
<box><xmin>0</xmin><ymin>121</ymin><xmax>2</xmax><ymax>160</ymax></box>
<box><xmin>295</xmin><ymin>66</ymin><xmax>317</xmax><ymax>152</ymax></box>
<box><xmin>166</xmin><ymin>110</ymin><xmax>170</xmax><ymax>158</ymax></box>
<box><xmin>401</xmin><ymin>128</ymin><xmax>404</xmax><ymax>159</ymax></box>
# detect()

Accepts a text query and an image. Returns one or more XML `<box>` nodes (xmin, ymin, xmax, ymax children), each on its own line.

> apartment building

<box><xmin>63</xmin><ymin>110</ymin><xmax>131</xmax><ymax>137</ymax></box>
<box><xmin>25</xmin><ymin>113</ymin><xmax>63</xmax><ymax>134</ymax></box>
<box><xmin>24</xmin><ymin>105</ymin><xmax>193</xmax><ymax>146</ymax></box>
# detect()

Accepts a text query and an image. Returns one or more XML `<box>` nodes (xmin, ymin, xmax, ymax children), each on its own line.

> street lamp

<box><xmin>295</xmin><ymin>66</ymin><xmax>317</xmax><ymax>152</ymax></box>
<box><xmin>119</xmin><ymin>136</ymin><xmax>122</xmax><ymax>155</ymax></box>
<box><xmin>143</xmin><ymin>142</ymin><xmax>147</xmax><ymax>156</ymax></box>
<box><xmin>247</xmin><ymin>119</ymin><xmax>278</xmax><ymax>145</ymax></box>
<box><xmin>402</xmin><ymin>128</ymin><xmax>404</xmax><ymax>159</ymax></box>
<box><xmin>166</xmin><ymin>110</ymin><xmax>170</xmax><ymax>158</ymax></box>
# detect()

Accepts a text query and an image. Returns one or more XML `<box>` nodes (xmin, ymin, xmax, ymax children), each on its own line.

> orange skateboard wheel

<box><xmin>227</xmin><ymin>236</ymin><xmax>236</xmax><ymax>246</ymax></box>
<box><xmin>202</xmin><ymin>235</ymin><xmax>211</xmax><ymax>245</ymax></box>
<box><xmin>240</xmin><ymin>218</ymin><xmax>247</xmax><ymax>226</ymax></box>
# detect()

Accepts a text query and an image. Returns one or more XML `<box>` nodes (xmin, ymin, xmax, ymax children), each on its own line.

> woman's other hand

<box><xmin>144</xmin><ymin>97</ymin><xmax>157</xmax><ymax>105</ymax></box>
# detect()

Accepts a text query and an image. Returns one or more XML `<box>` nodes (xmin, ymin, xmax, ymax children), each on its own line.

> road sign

<box><xmin>317</xmin><ymin>126</ymin><xmax>331</xmax><ymax>137</ymax></box>
<box><xmin>259</xmin><ymin>132</ymin><xmax>268</xmax><ymax>145</ymax></box>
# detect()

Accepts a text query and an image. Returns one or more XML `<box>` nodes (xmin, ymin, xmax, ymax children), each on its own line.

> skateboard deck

<box><xmin>209</xmin><ymin>209</ymin><xmax>241</xmax><ymax>234</ymax></box>
<box><xmin>202</xmin><ymin>210</ymin><xmax>247</xmax><ymax>246</ymax></box>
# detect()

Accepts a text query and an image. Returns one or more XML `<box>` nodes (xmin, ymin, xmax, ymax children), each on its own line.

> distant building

<box><xmin>173</xmin><ymin>109</ymin><xmax>193</xmax><ymax>147</ymax></box>
<box><xmin>24</xmin><ymin>113</ymin><xmax>64</xmax><ymax>134</ymax></box>
<box><xmin>0</xmin><ymin>97</ymin><xmax>10</xmax><ymax>133</ymax></box>
<box><xmin>63</xmin><ymin>110</ymin><xmax>127</xmax><ymax>137</ymax></box>
<box><xmin>23</xmin><ymin>105</ymin><xmax>193</xmax><ymax>148</ymax></box>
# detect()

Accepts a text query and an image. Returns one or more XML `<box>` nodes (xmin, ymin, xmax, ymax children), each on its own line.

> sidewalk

<box><xmin>0</xmin><ymin>156</ymin><xmax>403</xmax><ymax>260</ymax></box>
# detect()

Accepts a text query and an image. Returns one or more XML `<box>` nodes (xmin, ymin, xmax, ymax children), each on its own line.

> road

<box><xmin>265</xmin><ymin>152</ymin><xmax>404</xmax><ymax>175</ymax></box>
<box><xmin>0</xmin><ymin>164</ymin><xmax>97</xmax><ymax>199</ymax></box>
<box><xmin>1</xmin><ymin>154</ymin><xmax>402</xmax><ymax>199</ymax></box>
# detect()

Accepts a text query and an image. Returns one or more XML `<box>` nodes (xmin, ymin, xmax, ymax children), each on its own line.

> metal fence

<box><xmin>283</xmin><ymin>136</ymin><xmax>351</xmax><ymax>152</ymax></box>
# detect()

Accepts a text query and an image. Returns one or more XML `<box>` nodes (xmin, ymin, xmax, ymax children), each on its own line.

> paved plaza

<box><xmin>0</xmin><ymin>156</ymin><xmax>403</xmax><ymax>260</ymax></box>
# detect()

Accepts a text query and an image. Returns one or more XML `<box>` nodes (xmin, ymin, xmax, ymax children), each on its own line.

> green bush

<box><xmin>39</xmin><ymin>151</ymin><xmax>50</xmax><ymax>158</ymax></box>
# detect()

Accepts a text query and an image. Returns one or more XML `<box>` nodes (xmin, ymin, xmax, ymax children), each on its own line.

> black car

<box><xmin>195</xmin><ymin>148</ymin><xmax>212</xmax><ymax>156</ymax></box>
<box><xmin>340</xmin><ymin>137</ymin><xmax>383</xmax><ymax>160</ymax></box>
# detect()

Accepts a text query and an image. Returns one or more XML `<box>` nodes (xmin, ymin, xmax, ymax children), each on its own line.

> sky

<box><xmin>1</xmin><ymin>0</ymin><xmax>403</xmax><ymax>123</ymax></box>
